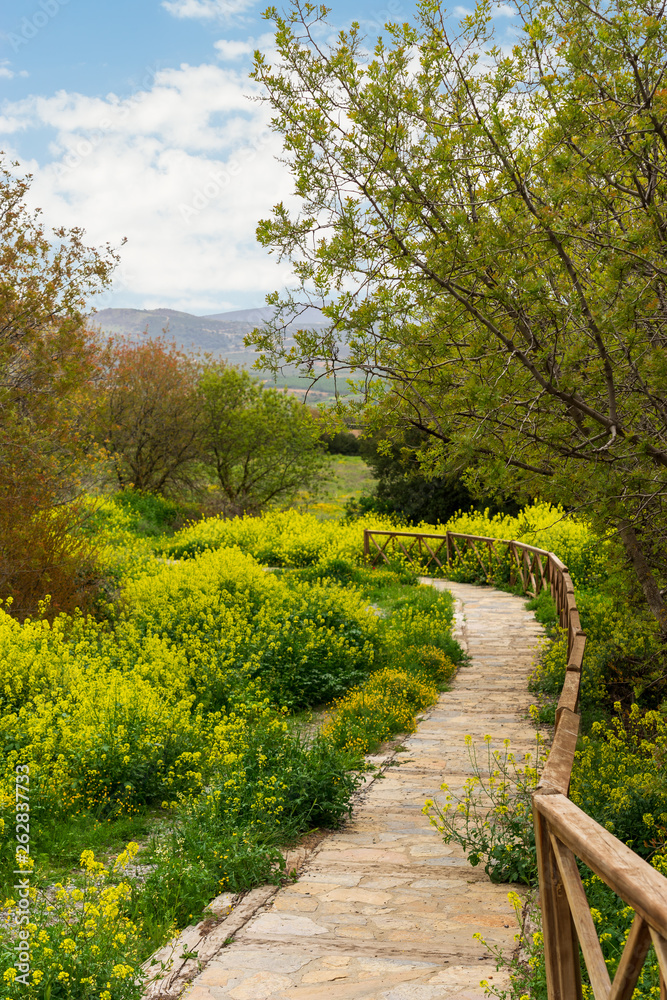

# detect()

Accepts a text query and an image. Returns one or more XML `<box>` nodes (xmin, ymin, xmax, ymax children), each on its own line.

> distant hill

<box><xmin>203</xmin><ymin>305</ymin><xmax>327</xmax><ymax>325</ymax></box>
<box><xmin>89</xmin><ymin>305</ymin><xmax>343</xmax><ymax>399</ymax></box>
<box><xmin>201</xmin><ymin>305</ymin><xmax>276</xmax><ymax>324</ymax></box>
<box><xmin>89</xmin><ymin>305</ymin><xmax>328</xmax><ymax>357</ymax></box>
<box><xmin>90</xmin><ymin>307</ymin><xmax>261</xmax><ymax>355</ymax></box>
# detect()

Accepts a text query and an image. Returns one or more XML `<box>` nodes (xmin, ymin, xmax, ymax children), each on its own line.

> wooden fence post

<box><xmin>363</xmin><ymin>529</ymin><xmax>370</xmax><ymax>564</ymax></box>
<box><xmin>533</xmin><ymin>800</ymin><xmax>582</xmax><ymax>1000</ymax></box>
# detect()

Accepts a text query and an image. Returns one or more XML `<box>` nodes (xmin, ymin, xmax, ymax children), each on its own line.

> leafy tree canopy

<box><xmin>96</xmin><ymin>337</ymin><xmax>205</xmax><ymax>495</ymax></box>
<box><xmin>95</xmin><ymin>343</ymin><xmax>330</xmax><ymax>515</ymax></box>
<box><xmin>251</xmin><ymin>0</ymin><xmax>667</xmax><ymax>628</ymax></box>
<box><xmin>0</xmin><ymin>156</ymin><xmax>119</xmax><ymax>616</ymax></box>
<box><xmin>1</xmin><ymin>156</ymin><xmax>119</xmax><ymax>501</ymax></box>
<box><xmin>199</xmin><ymin>364</ymin><xmax>329</xmax><ymax>515</ymax></box>
<box><xmin>352</xmin><ymin>428</ymin><xmax>521</xmax><ymax>524</ymax></box>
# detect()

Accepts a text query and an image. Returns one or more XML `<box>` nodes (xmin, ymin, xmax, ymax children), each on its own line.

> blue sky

<box><xmin>0</xmin><ymin>0</ymin><xmax>505</xmax><ymax>315</ymax></box>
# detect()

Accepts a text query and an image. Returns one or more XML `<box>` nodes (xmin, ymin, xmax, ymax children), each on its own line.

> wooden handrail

<box><xmin>362</xmin><ymin>528</ymin><xmax>453</xmax><ymax>538</ymax></box>
<box><xmin>363</xmin><ymin>527</ymin><xmax>667</xmax><ymax>998</ymax></box>
<box><xmin>536</xmin><ymin>794</ymin><xmax>667</xmax><ymax>930</ymax></box>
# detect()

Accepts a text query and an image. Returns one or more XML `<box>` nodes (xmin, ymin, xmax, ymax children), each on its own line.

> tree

<box><xmin>251</xmin><ymin>0</ymin><xmax>667</xmax><ymax>631</ymax></box>
<box><xmin>199</xmin><ymin>364</ymin><xmax>329</xmax><ymax>515</ymax></box>
<box><xmin>354</xmin><ymin>429</ymin><xmax>520</xmax><ymax>524</ymax></box>
<box><xmin>0</xmin><ymin>156</ymin><xmax>119</xmax><ymax>616</ymax></box>
<box><xmin>320</xmin><ymin>428</ymin><xmax>360</xmax><ymax>455</ymax></box>
<box><xmin>1</xmin><ymin>159</ymin><xmax>117</xmax><ymax>421</ymax></box>
<box><xmin>97</xmin><ymin>338</ymin><xmax>204</xmax><ymax>495</ymax></box>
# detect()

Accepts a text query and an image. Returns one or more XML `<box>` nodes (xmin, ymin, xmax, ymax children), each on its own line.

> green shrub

<box><xmin>112</xmin><ymin>490</ymin><xmax>185</xmax><ymax>534</ymax></box>
<box><xmin>571</xmin><ymin>703</ymin><xmax>667</xmax><ymax>857</ymax></box>
<box><xmin>135</xmin><ymin>834</ymin><xmax>286</xmax><ymax>941</ymax></box>
<box><xmin>525</xmin><ymin>591</ymin><xmax>559</xmax><ymax>631</ymax></box>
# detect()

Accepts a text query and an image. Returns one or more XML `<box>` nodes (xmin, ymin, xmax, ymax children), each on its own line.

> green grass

<box><xmin>302</xmin><ymin>456</ymin><xmax>374</xmax><ymax>519</ymax></box>
<box><xmin>263</xmin><ymin>372</ymin><xmax>341</xmax><ymax>401</ymax></box>
<box><xmin>1</xmin><ymin>809</ymin><xmax>154</xmax><ymax>891</ymax></box>
<box><xmin>365</xmin><ymin>578</ymin><xmax>441</xmax><ymax>615</ymax></box>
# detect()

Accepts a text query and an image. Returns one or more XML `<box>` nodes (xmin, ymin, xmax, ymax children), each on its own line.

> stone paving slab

<box><xmin>181</xmin><ymin>580</ymin><xmax>543</xmax><ymax>1000</ymax></box>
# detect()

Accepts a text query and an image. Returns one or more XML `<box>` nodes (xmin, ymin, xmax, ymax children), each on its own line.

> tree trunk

<box><xmin>618</xmin><ymin>521</ymin><xmax>667</xmax><ymax>638</ymax></box>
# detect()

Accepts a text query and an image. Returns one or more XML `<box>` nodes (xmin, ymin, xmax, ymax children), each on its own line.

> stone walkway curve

<box><xmin>180</xmin><ymin>580</ymin><xmax>544</xmax><ymax>1000</ymax></box>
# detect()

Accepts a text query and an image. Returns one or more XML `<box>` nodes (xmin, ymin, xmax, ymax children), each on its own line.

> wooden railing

<box><xmin>364</xmin><ymin>527</ymin><xmax>667</xmax><ymax>999</ymax></box>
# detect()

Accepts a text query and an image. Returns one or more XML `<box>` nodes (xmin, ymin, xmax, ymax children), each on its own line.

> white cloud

<box><xmin>214</xmin><ymin>38</ymin><xmax>253</xmax><ymax>60</ymax></box>
<box><xmin>162</xmin><ymin>0</ymin><xmax>254</xmax><ymax>20</ymax></box>
<box><xmin>0</xmin><ymin>60</ymin><xmax>295</xmax><ymax>313</ymax></box>
<box><xmin>214</xmin><ymin>33</ymin><xmax>276</xmax><ymax>62</ymax></box>
<box><xmin>12</xmin><ymin>64</ymin><xmax>254</xmax><ymax>151</ymax></box>
<box><xmin>0</xmin><ymin>62</ymin><xmax>15</xmax><ymax>79</ymax></box>
<box><xmin>0</xmin><ymin>113</ymin><xmax>28</xmax><ymax>133</ymax></box>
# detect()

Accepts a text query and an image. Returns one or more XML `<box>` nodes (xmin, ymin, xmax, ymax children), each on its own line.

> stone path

<box><xmin>182</xmin><ymin>580</ymin><xmax>543</xmax><ymax>1000</ymax></box>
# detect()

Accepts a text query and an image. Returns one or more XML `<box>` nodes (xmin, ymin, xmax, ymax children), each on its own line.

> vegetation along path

<box><xmin>177</xmin><ymin>580</ymin><xmax>543</xmax><ymax>1000</ymax></box>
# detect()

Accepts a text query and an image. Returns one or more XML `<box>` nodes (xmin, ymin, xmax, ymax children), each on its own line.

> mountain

<box><xmin>90</xmin><ymin>307</ymin><xmax>257</xmax><ymax>355</ymax></box>
<box><xmin>202</xmin><ymin>306</ymin><xmax>276</xmax><ymax>324</ymax></box>
<box><xmin>203</xmin><ymin>305</ymin><xmax>327</xmax><ymax>325</ymax></box>
<box><xmin>90</xmin><ymin>305</ymin><xmax>350</xmax><ymax>401</ymax></box>
<box><xmin>89</xmin><ymin>305</ymin><xmax>328</xmax><ymax>357</ymax></box>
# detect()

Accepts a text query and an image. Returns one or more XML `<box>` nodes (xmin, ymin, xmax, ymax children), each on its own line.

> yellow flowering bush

<box><xmin>530</xmin><ymin>589</ymin><xmax>661</xmax><ymax>719</ymax></box>
<box><xmin>161</xmin><ymin>507</ymin><xmax>397</xmax><ymax>564</ymax></box>
<box><xmin>323</xmin><ymin>666</ymin><xmax>439</xmax><ymax>754</ymax></box>
<box><xmin>575</xmin><ymin>863</ymin><xmax>665</xmax><ymax>998</ymax></box>
<box><xmin>441</xmin><ymin>503</ymin><xmax>610</xmax><ymax>590</ymax></box>
<box><xmin>121</xmin><ymin>547</ymin><xmax>381</xmax><ymax>709</ymax></box>
<box><xmin>195</xmin><ymin>704</ymin><xmax>364</xmax><ymax>834</ymax></box>
<box><xmin>163</xmin><ymin>502</ymin><xmax>611</xmax><ymax>597</ymax></box>
<box><xmin>424</xmin><ymin>732</ymin><xmax>546</xmax><ymax>885</ymax></box>
<box><xmin>0</xmin><ymin>540</ymin><xmax>386</xmax><ymax>824</ymax></box>
<box><xmin>321</xmin><ymin>586</ymin><xmax>459</xmax><ymax>756</ymax></box>
<box><xmin>0</xmin><ymin>848</ymin><xmax>142</xmax><ymax>1000</ymax></box>
<box><xmin>408</xmin><ymin>646</ymin><xmax>458</xmax><ymax>687</ymax></box>
<box><xmin>79</xmin><ymin>496</ymin><xmax>156</xmax><ymax>583</ymax></box>
<box><xmin>1</xmin><ymin>501</ymin><xmax>464</xmax><ymax>995</ymax></box>
<box><xmin>380</xmin><ymin>596</ymin><xmax>456</xmax><ymax>660</ymax></box>
<box><xmin>0</xmin><ymin>609</ymin><xmax>208</xmax><ymax>818</ymax></box>
<box><xmin>571</xmin><ymin>703</ymin><xmax>667</xmax><ymax>855</ymax></box>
